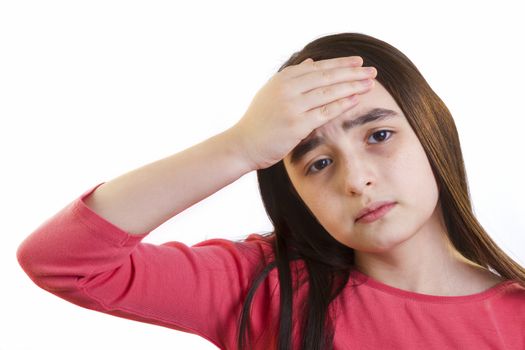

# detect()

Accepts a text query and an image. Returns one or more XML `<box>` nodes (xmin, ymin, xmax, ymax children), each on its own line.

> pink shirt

<box><xmin>17</xmin><ymin>182</ymin><xmax>525</xmax><ymax>349</ymax></box>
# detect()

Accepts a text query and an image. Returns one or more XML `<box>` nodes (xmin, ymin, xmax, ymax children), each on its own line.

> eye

<box><xmin>305</xmin><ymin>129</ymin><xmax>394</xmax><ymax>175</ymax></box>
<box><xmin>368</xmin><ymin>129</ymin><xmax>393</xmax><ymax>144</ymax></box>
<box><xmin>307</xmin><ymin>158</ymin><xmax>333</xmax><ymax>174</ymax></box>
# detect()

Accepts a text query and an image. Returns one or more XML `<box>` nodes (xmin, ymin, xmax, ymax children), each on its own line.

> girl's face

<box><xmin>283</xmin><ymin>80</ymin><xmax>442</xmax><ymax>253</ymax></box>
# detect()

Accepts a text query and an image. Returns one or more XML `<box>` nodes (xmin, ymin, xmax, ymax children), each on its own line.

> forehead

<box><xmin>284</xmin><ymin>80</ymin><xmax>404</xmax><ymax>163</ymax></box>
<box><xmin>316</xmin><ymin>80</ymin><xmax>399</xmax><ymax>134</ymax></box>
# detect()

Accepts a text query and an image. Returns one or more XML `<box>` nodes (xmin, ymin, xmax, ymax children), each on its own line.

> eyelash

<box><xmin>305</xmin><ymin>129</ymin><xmax>395</xmax><ymax>175</ymax></box>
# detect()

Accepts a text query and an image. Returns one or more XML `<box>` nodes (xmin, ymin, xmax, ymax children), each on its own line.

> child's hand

<box><xmin>230</xmin><ymin>56</ymin><xmax>377</xmax><ymax>171</ymax></box>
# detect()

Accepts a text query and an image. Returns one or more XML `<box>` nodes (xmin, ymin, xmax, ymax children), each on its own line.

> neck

<box><xmin>353</xmin><ymin>204</ymin><xmax>497</xmax><ymax>296</ymax></box>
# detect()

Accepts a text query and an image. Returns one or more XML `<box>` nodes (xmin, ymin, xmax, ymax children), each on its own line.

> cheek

<box><xmin>394</xmin><ymin>139</ymin><xmax>440</xmax><ymax>212</ymax></box>
<box><xmin>298</xmin><ymin>190</ymin><xmax>335</xmax><ymax>221</ymax></box>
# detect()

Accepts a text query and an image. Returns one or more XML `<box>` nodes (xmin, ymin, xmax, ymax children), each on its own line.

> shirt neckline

<box><xmin>349</xmin><ymin>268</ymin><xmax>515</xmax><ymax>303</ymax></box>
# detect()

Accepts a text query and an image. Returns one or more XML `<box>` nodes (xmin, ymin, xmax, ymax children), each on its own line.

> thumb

<box><xmin>300</xmin><ymin>57</ymin><xmax>313</xmax><ymax>64</ymax></box>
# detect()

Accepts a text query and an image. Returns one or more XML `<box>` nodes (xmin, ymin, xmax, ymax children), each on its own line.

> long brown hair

<box><xmin>235</xmin><ymin>32</ymin><xmax>525</xmax><ymax>350</ymax></box>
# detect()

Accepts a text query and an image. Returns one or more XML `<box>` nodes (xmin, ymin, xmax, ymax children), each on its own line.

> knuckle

<box><xmin>320</xmin><ymin>103</ymin><xmax>330</xmax><ymax>117</ymax></box>
<box><xmin>321</xmin><ymin>70</ymin><xmax>332</xmax><ymax>82</ymax></box>
<box><xmin>276</xmin><ymin>68</ymin><xmax>288</xmax><ymax>79</ymax></box>
<box><xmin>281</xmin><ymin>64</ymin><xmax>293</xmax><ymax>73</ymax></box>
<box><xmin>280</xmin><ymin>65</ymin><xmax>295</xmax><ymax>77</ymax></box>
<box><xmin>321</xmin><ymin>86</ymin><xmax>332</xmax><ymax>96</ymax></box>
<box><xmin>275</xmin><ymin>79</ymin><xmax>292</xmax><ymax>97</ymax></box>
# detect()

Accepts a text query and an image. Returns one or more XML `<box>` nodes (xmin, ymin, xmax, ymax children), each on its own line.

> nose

<box><xmin>340</xmin><ymin>154</ymin><xmax>374</xmax><ymax>195</ymax></box>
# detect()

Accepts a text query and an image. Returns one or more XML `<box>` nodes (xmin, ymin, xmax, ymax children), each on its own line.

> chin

<box><xmin>361</xmin><ymin>225</ymin><xmax>416</xmax><ymax>253</ymax></box>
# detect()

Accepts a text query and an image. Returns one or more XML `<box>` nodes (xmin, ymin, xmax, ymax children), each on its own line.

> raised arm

<box><xmin>82</xmin><ymin>128</ymin><xmax>253</xmax><ymax>235</ymax></box>
<box><xmin>82</xmin><ymin>55</ymin><xmax>376</xmax><ymax>236</ymax></box>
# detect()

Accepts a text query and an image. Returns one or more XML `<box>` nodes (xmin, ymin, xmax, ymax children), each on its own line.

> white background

<box><xmin>2</xmin><ymin>1</ymin><xmax>524</xmax><ymax>349</ymax></box>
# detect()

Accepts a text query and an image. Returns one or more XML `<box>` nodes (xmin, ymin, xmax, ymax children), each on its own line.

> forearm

<box><xmin>83</xmin><ymin>128</ymin><xmax>253</xmax><ymax>235</ymax></box>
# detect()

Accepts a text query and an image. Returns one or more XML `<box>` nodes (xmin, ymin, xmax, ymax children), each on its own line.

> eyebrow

<box><xmin>288</xmin><ymin>108</ymin><xmax>399</xmax><ymax>165</ymax></box>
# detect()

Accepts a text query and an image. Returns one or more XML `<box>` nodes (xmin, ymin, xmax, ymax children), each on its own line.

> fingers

<box><xmin>284</xmin><ymin>56</ymin><xmax>363</xmax><ymax>78</ymax></box>
<box><xmin>302</xmin><ymin>92</ymin><xmax>362</xmax><ymax>126</ymax></box>
<box><xmin>277</xmin><ymin>55</ymin><xmax>378</xmax><ymax>136</ymax></box>
<box><xmin>299</xmin><ymin>73</ymin><xmax>376</xmax><ymax>112</ymax></box>
<box><xmin>293</xmin><ymin>65</ymin><xmax>377</xmax><ymax>94</ymax></box>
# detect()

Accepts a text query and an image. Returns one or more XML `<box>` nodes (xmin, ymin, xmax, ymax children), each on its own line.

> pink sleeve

<box><xmin>16</xmin><ymin>182</ymin><xmax>275</xmax><ymax>349</ymax></box>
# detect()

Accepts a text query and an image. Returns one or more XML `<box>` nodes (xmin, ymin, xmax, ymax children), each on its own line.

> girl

<box><xmin>17</xmin><ymin>32</ymin><xmax>525</xmax><ymax>350</ymax></box>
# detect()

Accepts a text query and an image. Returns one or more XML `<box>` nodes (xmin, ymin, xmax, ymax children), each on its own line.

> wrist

<box><xmin>221</xmin><ymin>126</ymin><xmax>257</xmax><ymax>173</ymax></box>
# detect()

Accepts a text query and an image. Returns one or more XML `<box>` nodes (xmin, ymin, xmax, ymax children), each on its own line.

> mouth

<box><xmin>355</xmin><ymin>202</ymin><xmax>396</xmax><ymax>224</ymax></box>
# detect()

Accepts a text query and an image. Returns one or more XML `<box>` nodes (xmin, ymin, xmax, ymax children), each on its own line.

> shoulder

<box><xmin>490</xmin><ymin>280</ymin><xmax>525</xmax><ymax>312</ymax></box>
<box><xmin>488</xmin><ymin>281</ymin><xmax>525</xmax><ymax>341</ymax></box>
<box><xmin>502</xmin><ymin>280</ymin><xmax>525</xmax><ymax>300</ymax></box>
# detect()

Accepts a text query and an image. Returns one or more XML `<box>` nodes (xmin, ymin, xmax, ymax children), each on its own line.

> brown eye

<box><xmin>368</xmin><ymin>130</ymin><xmax>393</xmax><ymax>144</ymax></box>
<box><xmin>307</xmin><ymin>158</ymin><xmax>332</xmax><ymax>175</ymax></box>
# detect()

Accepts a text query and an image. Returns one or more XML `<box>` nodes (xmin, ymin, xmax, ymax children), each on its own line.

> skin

<box><xmin>283</xmin><ymin>79</ymin><xmax>504</xmax><ymax>296</ymax></box>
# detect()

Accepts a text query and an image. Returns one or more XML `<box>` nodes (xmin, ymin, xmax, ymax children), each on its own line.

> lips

<box><xmin>356</xmin><ymin>201</ymin><xmax>396</xmax><ymax>221</ymax></box>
